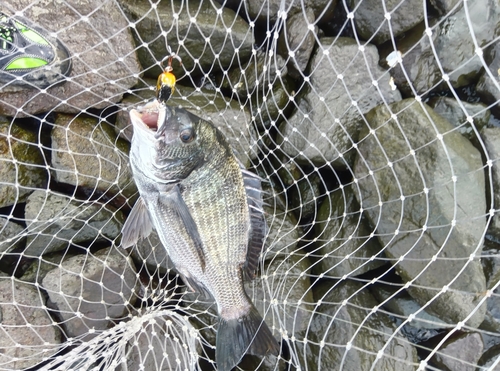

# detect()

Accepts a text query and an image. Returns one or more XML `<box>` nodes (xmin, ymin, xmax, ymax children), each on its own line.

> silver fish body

<box><xmin>122</xmin><ymin>101</ymin><xmax>279</xmax><ymax>371</ymax></box>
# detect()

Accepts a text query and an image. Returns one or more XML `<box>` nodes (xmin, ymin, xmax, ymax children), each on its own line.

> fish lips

<box><xmin>129</xmin><ymin>99</ymin><xmax>174</xmax><ymax>142</ymax></box>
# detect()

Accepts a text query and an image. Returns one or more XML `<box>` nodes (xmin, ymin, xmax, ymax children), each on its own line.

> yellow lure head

<box><xmin>156</xmin><ymin>52</ymin><xmax>182</xmax><ymax>104</ymax></box>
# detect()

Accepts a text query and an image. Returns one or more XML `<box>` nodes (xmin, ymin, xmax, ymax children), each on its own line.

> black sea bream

<box><xmin>121</xmin><ymin>101</ymin><xmax>279</xmax><ymax>371</ymax></box>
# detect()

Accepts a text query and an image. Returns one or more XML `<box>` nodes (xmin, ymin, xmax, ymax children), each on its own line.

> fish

<box><xmin>121</xmin><ymin>100</ymin><xmax>280</xmax><ymax>371</ymax></box>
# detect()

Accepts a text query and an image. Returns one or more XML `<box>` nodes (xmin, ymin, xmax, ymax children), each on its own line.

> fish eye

<box><xmin>180</xmin><ymin>128</ymin><xmax>194</xmax><ymax>143</ymax></box>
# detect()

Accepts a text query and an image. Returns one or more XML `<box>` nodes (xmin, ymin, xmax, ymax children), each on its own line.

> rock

<box><xmin>115</xmin><ymin>82</ymin><xmax>257</xmax><ymax>166</ymax></box>
<box><xmin>244</xmin><ymin>0</ymin><xmax>337</xmax><ymax>24</ymax></box>
<box><xmin>51</xmin><ymin>113</ymin><xmax>136</xmax><ymax>198</ymax></box>
<box><xmin>24</xmin><ymin>190</ymin><xmax>125</xmax><ymax>256</ymax></box>
<box><xmin>313</xmin><ymin>185</ymin><xmax>385</xmax><ymax>278</ymax></box>
<box><xmin>251</xmin><ymin>76</ymin><xmax>295</xmax><ymax>130</ymax></box>
<box><xmin>130</xmin><ymin>229</ymin><xmax>175</xmax><ymax>275</ymax></box>
<box><xmin>371</xmin><ymin>284</ymin><xmax>450</xmax><ymax>330</ymax></box>
<box><xmin>354</xmin><ymin>99</ymin><xmax>487</xmax><ymax>328</ymax></box>
<box><xmin>429</xmin><ymin>0</ymin><xmax>462</xmax><ymax>15</ymax></box>
<box><xmin>0</xmin><ymin>277</ymin><xmax>61</xmax><ymax>370</ymax></box>
<box><xmin>278</xmin><ymin>37</ymin><xmax>401</xmax><ymax>168</ymax></box>
<box><xmin>481</xmin><ymin>128</ymin><xmax>500</xmax><ymax>239</ymax></box>
<box><xmin>303</xmin><ymin>280</ymin><xmax>417</xmax><ymax>370</ymax></box>
<box><xmin>0</xmin><ymin>117</ymin><xmax>47</xmax><ymax>208</ymax></box>
<box><xmin>124</xmin><ymin>313</ymin><xmax>199</xmax><ymax>371</ymax></box>
<box><xmin>0</xmin><ymin>218</ymin><xmax>25</xmax><ymax>254</ymax></box>
<box><xmin>428</xmin><ymin>97</ymin><xmax>490</xmax><ymax>143</ymax></box>
<box><xmin>120</xmin><ymin>0</ymin><xmax>254</xmax><ymax>79</ymax></box>
<box><xmin>477</xmin><ymin>43</ymin><xmax>500</xmax><ymax>118</ymax></box>
<box><xmin>277</xmin><ymin>8</ymin><xmax>317</xmax><ymax>79</ymax></box>
<box><xmin>222</xmin><ymin>50</ymin><xmax>287</xmax><ymax>98</ymax></box>
<box><xmin>348</xmin><ymin>0</ymin><xmax>425</xmax><ymax>45</ymax></box>
<box><xmin>478</xmin><ymin>343</ymin><xmax>500</xmax><ymax>370</ymax></box>
<box><xmin>284</xmin><ymin>166</ymin><xmax>323</xmax><ymax>222</ymax></box>
<box><xmin>1</xmin><ymin>1</ymin><xmax>140</xmax><ymax>116</ymax></box>
<box><xmin>41</xmin><ymin>247</ymin><xmax>139</xmax><ymax>341</ymax></box>
<box><xmin>20</xmin><ymin>251</ymin><xmax>75</xmax><ymax>284</ymax></box>
<box><xmin>431</xmin><ymin>332</ymin><xmax>483</xmax><ymax>371</ymax></box>
<box><xmin>390</xmin><ymin>0</ymin><xmax>500</xmax><ymax>95</ymax></box>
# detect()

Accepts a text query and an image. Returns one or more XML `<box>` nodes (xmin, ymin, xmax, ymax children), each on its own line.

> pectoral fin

<box><xmin>121</xmin><ymin>197</ymin><xmax>153</xmax><ymax>248</ymax></box>
<box><xmin>160</xmin><ymin>185</ymin><xmax>206</xmax><ymax>271</ymax></box>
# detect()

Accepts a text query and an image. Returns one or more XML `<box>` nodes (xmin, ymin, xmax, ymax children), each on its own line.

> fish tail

<box><xmin>216</xmin><ymin>304</ymin><xmax>280</xmax><ymax>371</ymax></box>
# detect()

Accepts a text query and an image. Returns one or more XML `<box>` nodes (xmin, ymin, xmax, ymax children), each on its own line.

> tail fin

<box><xmin>216</xmin><ymin>305</ymin><xmax>280</xmax><ymax>371</ymax></box>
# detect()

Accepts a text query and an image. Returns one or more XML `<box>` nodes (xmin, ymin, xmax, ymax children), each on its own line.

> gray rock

<box><xmin>348</xmin><ymin>0</ymin><xmax>425</xmax><ymax>45</ymax></box>
<box><xmin>1</xmin><ymin>1</ymin><xmax>140</xmax><ymax>117</ymax></box>
<box><xmin>481</xmin><ymin>128</ymin><xmax>500</xmax><ymax>239</ymax></box>
<box><xmin>278</xmin><ymin>8</ymin><xmax>317</xmax><ymax>79</ymax></box>
<box><xmin>302</xmin><ymin>280</ymin><xmax>417</xmax><ymax>370</ymax></box>
<box><xmin>278</xmin><ymin>37</ymin><xmax>401</xmax><ymax>168</ymax></box>
<box><xmin>115</xmin><ymin>83</ymin><xmax>257</xmax><ymax>167</ymax></box>
<box><xmin>478</xmin><ymin>343</ymin><xmax>500</xmax><ymax>370</ymax></box>
<box><xmin>0</xmin><ymin>218</ymin><xmax>25</xmax><ymax>254</ymax></box>
<box><xmin>244</xmin><ymin>0</ymin><xmax>337</xmax><ymax>23</ymax></box>
<box><xmin>51</xmin><ymin>113</ymin><xmax>137</xmax><ymax>199</ymax></box>
<box><xmin>354</xmin><ymin>99</ymin><xmax>487</xmax><ymax>328</ymax></box>
<box><xmin>313</xmin><ymin>185</ymin><xmax>385</xmax><ymax>278</ymax></box>
<box><xmin>429</xmin><ymin>0</ymin><xmax>462</xmax><ymax>15</ymax></box>
<box><xmin>0</xmin><ymin>117</ymin><xmax>47</xmax><ymax>208</ymax></box>
<box><xmin>41</xmin><ymin>247</ymin><xmax>139</xmax><ymax>341</ymax></box>
<box><xmin>130</xmin><ymin>229</ymin><xmax>175</xmax><ymax>275</ymax></box>
<box><xmin>24</xmin><ymin>190</ymin><xmax>125</xmax><ymax>256</ymax></box>
<box><xmin>477</xmin><ymin>43</ymin><xmax>500</xmax><ymax>117</ymax></box>
<box><xmin>428</xmin><ymin>97</ymin><xmax>490</xmax><ymax>143</ymax></box>
<box><xmin>431</xmin><ymin>332</ymin><xmax>483</xmax><ymax>371</ymax></box>
<box><xmin>120</xmin><ymin>0</ymin><xmax>254</xmax><ymax>79</ymax></box>
<box><xmin>371</xmin><ymin>284</ymin><xmax>450</xmax><ymax>330</ymax></box>
<box><xmin>0</xmin><ymin>277</ymin><xmax>61</xmax><ymax>370</ymax></box>
<box><xmin>20</xmin><ymin>251</ymin><xmax>75</xmax><ymax>284</ymax></box>
<box><xmin>390</xmin><ymin>0</ymin><xmax>500</xmax><ymax>94</ymax></box>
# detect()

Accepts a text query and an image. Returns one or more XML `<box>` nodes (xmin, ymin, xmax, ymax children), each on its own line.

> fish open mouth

<box><xmin>130</xmin><ymin>100</ymin><xmax>162</xmax><ymax>132</ymax></box>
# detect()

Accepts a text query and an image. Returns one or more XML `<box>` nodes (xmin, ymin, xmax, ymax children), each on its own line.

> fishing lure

<box><xmin>156</xmin><ymin>49</ymin><xmax>182</xmax><ymax>104</ymax></box>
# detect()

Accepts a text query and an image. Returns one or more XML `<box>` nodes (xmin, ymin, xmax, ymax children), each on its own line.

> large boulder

<box><xmin>354</xmin><ymin>99</ymin><xmax>487</xmax><ymax>328</ymax></box>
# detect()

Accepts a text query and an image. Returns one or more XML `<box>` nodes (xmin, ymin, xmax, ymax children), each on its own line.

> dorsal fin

<box><xmin>241</xmin><ymin>167</ymin><xmax>268</xmax><ymax>281</ymax></box>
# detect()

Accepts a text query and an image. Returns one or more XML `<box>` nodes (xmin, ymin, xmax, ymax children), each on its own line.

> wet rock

<box><xmin>371</xmin><ymin>284</ymin><xmax>450</xmax><ymax>330</ymax></box>
<box><xmin>481</xmin><ymin>128</ymin><xmax>500</xmax><ymax>239</ymax></box>
<box><xmin>41</xmin><ymin>247</ymin><xmax>139</xmax><ymax>341</ymax></box>
<box><xmin>0</xmin><ymin>117</ymin><xmax>47</xmax><ymax>208</ymax></box>
<box><xmin>428</xmin><ymin>97</ymin><xmax>490</xmax><ymax>142</ymax></box>
<box><xmin>477</xmin><ymin>43</ymin><xmax>500</xmax><ymax>117</ymax></box>
<box><xmin>354</xmin><ymin>99</ymin><xmax>487</xmax><ymax>328</ymax></box>
<box><xmin>51</xmin><ymin>113</ymin><xmax>136</xmax><ymax>199</ymax></box>
<box><xmin>313</xmin><ymin>185</ymin><xmax>385</xmax><ymax>278</ymax></box>
<box><xmin>251</xmin><ymin>76</ymin><xmax>295</xmax><ymax>130</ymax></box>
<box><xmin>278</xmin><ymin>37</ymin><xmax>401</xmax><ymax>168</ymax></box>
<box><xmin>431</xmin><ymin>332</ymin><xmax>483</xmax><ymax>371</ymax></box>
<box><xmin>390</xmin><ymin>0</ymin><xmax>500</xmax><ymax>95</ymax></box>
<box><xmin>1</xmin><ymin>1</ymin><xmax>140</xmax><ymax>116</ymax></box>
<box><xmin>303</xmin><ymin>280</ymin><xmax>417</xmax><ymax>370</ymax></box>
<box><xmin>478</xmin><ymin>343</ymin><xmax>500</xmax><ymax>369</ymax></box>
<box><xmin>24</xmin><ymin>190</ymin><xmax>125</xmax><ymax>256</ymax></box>
<box><xmin>283</xmin><ymin>166</ymin><xmax>323</xmax><ymax>222</ymax></box>
<box><xmin>115</xmin><ymin>82</ymin><xmax>257</xmax><ymax>166</ymax></box>
<box><xmin>277</xmin><ymin>8</ymin><xmax>317</xmax><ymax>79</ymax></box>
<box><xmin>120</xmin><ymin>0</ymin><xmax>254</xmax><ymax>79</ymax></box>
<box><xmin>429</xmin><ymin>0</ymin><xmax>462</xmax><ymax>16</ymax></box>
<box><xmin>348</xmin><ymin>0</ymin><xmax>424</xmax><ymax>45</ymax></box>
<box><xmin>222</xmin><ymin>50</ymin><xmax>287</xmax><ymax>98</ymax></box>
<box><xmin>244</xmin><ymin>0</ymin><xmax>336</xmax><ymax>24</ymax></box>
<box><xmin>0</xmin><ymin>218</ymin><xmax>25</xmax><ymax>254</ymax></box>
<box><xmin>0</xmin><ymin>277</ymin><xmax>61</xmax><ymax>370</ymax></box>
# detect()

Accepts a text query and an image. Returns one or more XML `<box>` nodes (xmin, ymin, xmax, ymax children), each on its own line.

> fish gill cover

<box><xmin>0</xmin><ymin>0</ymin><xmax>499</xmax><ymax>370</ymax></box>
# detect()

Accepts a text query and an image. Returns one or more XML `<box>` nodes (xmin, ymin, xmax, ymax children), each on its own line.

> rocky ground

<box><xmin>0</xmin><ymin>0</ymin><xmax>500</xmax><ymax>370</ymax></box>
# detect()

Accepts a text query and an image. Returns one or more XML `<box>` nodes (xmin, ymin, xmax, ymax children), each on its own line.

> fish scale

<box><xmin>122</xmin><ymin>103</ymin><xmax>279</xmax><ymax>371</ymax></box>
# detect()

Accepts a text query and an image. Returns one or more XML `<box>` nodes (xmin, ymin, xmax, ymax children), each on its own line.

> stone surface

<box><xmin>354</xmin><ymin>99</ymin><xmax>487</xmax><ymax>328</ymax></box>
<box><xmin>1</xmin><ymin>1</ymin><xmax>141</xmax><ymax>116</ymax></box>
<box><xmin>481</xmin><ymin>128</ymin><xmax>500</xmax><ymax>239</ymax></box>
<box><xmin>115</xmin><ymin>82</ymin><xmax>257</xmax><ymax>166</ymax></box>
<box><xmin>349</xmin><ymin>0</ymin><xmax>425</xmax><ymax>45</ymax></box>
<box><xmin>243</xmin><ymin>0</ymin><xmax>337</xmax><ymax>24</ymax></box>
<box><xmin>431</xmin><ymin>332</ymin><xmax>483</xmax><ymax>371</ymax></box>
<box><xmin>313</xmin><ymin>185</ymin><xmax>385</xmax><ymax>278</ymax></box>
<box><xmin>41</xmin><ymin>247</ymin><xmax>139</xmax><ymax>341</ymax></box>
<box><xmin>429</xmin><ymin>0</ymin><xmax>462</xmax><ymax>15</ymax></box>
<box><xmin>24</xmin><ymin>190</ymin><xmax>125</xmax><ymax>256</ymax></box>
<box><xmin>0</xmin><ymin>117</ymin><xmax>47</xmax><ymax>208</ymax></box>
<box><xmin>51</xmin><ymin>113</ymin><xmax>136</xmax><ymax>199</ymax></box>
<box><xmin>302</xmin><ymin>280</ymin><xmax>418</xmax><ymax>370</ymax></box>
<box><xmin>0</xmin><ymin>218</ymin><xmax>25</xmax><ymax>254</ymax></box>
<box><xmin>0</xmin><ymin>278</ymin><xmax>61</xmax><ymax>370</ymax></box>
<box><xmin>428</xmin><ymin>97</ymin><xmax>490</xmax><ymax>142</ymax></box>
<box><xmin>278</xmin><ymin>37</ymin><xmax>401</xmax><ymax>168</ymax></box>
<box><xmin>278</xmin><ymin>8</ymin><xmax>317</xmax><ymax>78</ymax></box>
<box><xmin>477</xmin><ymin>43</ymin><xmax>500</xmax><ymax>117</ymax></box>
<box><xmin>120</xmin><ymin>0</ymin><xmax>254</xmax><ymax>79</ymax></box>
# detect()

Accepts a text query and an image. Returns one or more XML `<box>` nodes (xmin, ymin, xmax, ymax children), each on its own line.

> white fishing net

<box><xmin>0</xmin><ymin>0</ymin><xmax>499</xmax><ymax>370</ymax></box>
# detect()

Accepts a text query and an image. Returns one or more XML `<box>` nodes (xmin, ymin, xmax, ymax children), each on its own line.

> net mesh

<box><xmin>0</xmin><ymin>0</ymin><xmax>499</xmax><ymax>370</ymax></box>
